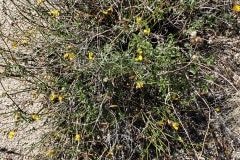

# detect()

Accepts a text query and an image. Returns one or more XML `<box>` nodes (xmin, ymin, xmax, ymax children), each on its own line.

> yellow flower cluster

<box><xmin>63</xmin><ymin>52</ymin><xmax>74</xmax><ymax>61</ymax></box>
<box><xmin>50</xmin><ymin>9</ymin><xmax>59</xmax><ymax>17</ymax></box>
<box><xmin>135</xmin><ymin>49</ymin><xmax>143</xmax><ymax>61</ymax></box>
<box><xmin>50</xmin><ymin>93</ymin><xmax>63</xmax><ymax>101</ymax></box>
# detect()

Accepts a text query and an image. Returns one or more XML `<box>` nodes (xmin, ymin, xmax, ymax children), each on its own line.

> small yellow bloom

<box><xmin>46</xmin><ymin>149</ymin><xmax>54</xmax><ymax>156</ymax></box>
<box><xmin>50</xmin><ymin>93</ymin><xmax>58</xmax><ymax>101</ymax></box>
<box><xmin>233</xmin><ymin>4</ymin><xmax>240</xmax><ymax>12</ymax></box>
<box><xmin>143</xmin><ymin>28</ymin><xmax>150</xmax><ymax>35</ymax></box>
<box><xmin>177</xmin><ymin>136</ymin><xmax>184</xmax><ymax>143</ymax></box>
<box><xmin>68</xmin><ymin>53</ymin><xmax>74</xmax><ymax>61</ymax></box>
<box><xmin>136</xmin><ymin>49</ymin><xmax>143</xmax><ymax>55</ymax></box>
<box><xmin>88</xmin><ymin>52</ymin><xmax>94</xmax><ymax>60</ymax></box>
<box><xmin>172</xmin><ymin>122</ymin><xmax>179</xmax><ymax>131</ymax></box>
<box><xmin>32</xmin><ymin>113</ymin><xmax>40</xmax><ymax>121</ymax></box>
<box><xmin>135</xmin><ymin>55</ymin><xmax>143</xmax><ymax>61</ymax></box>
<box><xmin>157</xmin><ymin>120</ymin><xmax>164</xmax><ymax>126</ymax></box>
<box><xmin>63</xmin><ymin>53</ymin><xmax>69</xmax><ymax>59</ymax></box>
<box><xmin>58</xmin><ymin>94</ymin><xmax>63</xmax><ymax>101</ymax></box>
<box><xmin>37</xmin><ymin>0</ymin><xmax>45</xmax><ymax>6</ymax></box>
<box><xmin>14</xmin><ymin>113</ymin><xmax>20</xmax><ymax>120</ymax></box>
<box><xmin>215</xmin><ymin>107</ymin><xmax>220</xmax><ymax>112</ymax></box>
<box><xmin>22</xmin><ymin>39</ymin><xmax>29</xmax><ymax>45</ymax></box>
<box><xmin>75</xmin><ymin>134</ymin><xmax>81</xmax><ymax>141</ymax></box>
<box><xmin>102</xmin><ymin>11</ymin><xmax>108</xmax><ymax>15</ymax></box>
<box><xmin>12</xmin><ymin>42</ymin><xmax>18</xmax><ymax>49</ymax></box>
<box><xmin>63</xmin><ymin>52</ymin><xmax>74</xmax><ymax>61</ymax></box>
<box><xmin>136</xmin><ymin>17</ymin><xmax>141</xmax><ymax>24</ymax></box>
<box><xmin>136</xmin><ymin>81</ymin><xmax>144</xmax><ymax>89</ymax></box>
<box><xmin>108</xmin><ymin>7</ymin><xmax>113</xmax><ymax>13</ymax></box>
<box><xmin>50</xmin><ymin>9</ymin><xmax>59</xmax><ymax>17</ymax></box>
<box><xmin>55</xmin><ymin>132</ymin><xmax>61</xmax><ymax>138</ymax></box>
<box><xmin>172</xmin><ymin>95</ymin><xmax>179</xmax><ymax>101</ymax></box>
<box><xmin>28</xmin><ymin>29</ymin><xmax>34</xmax><ymax>35</ymax></box>
<box><xmin>8</xmin><ymin>131</ymin><xmax>15</xmax><ymax>139</ymax></box>
<box><xmin>103</xmin><ymin>6</ymin><xmax>113</xmax><ymax>15</ymax></box>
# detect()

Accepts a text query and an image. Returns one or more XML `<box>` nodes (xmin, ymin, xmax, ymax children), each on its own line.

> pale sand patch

<box><xmin>0</xmin><ymin>0</ymin><xmax>51</xmax><ymax>159</ymax></box>
<box><xmin>0</xmin><ymin>78</ymin><xmax>51</xmax><ymax>159</ymax></box>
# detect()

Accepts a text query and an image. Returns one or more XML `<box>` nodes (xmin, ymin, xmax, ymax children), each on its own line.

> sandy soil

<box><xmin>0</xmin><ymin>0</ymin><xmax>50</xmax><ymax>159</ymax></box>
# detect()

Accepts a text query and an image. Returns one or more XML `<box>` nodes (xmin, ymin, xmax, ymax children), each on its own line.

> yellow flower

<box><xmin>32</xmin><ymin>113</ymin><xmax>40</xmax><ymax>121</ymax></box>
<box><xmin>143</xmin><ymin>28</ymin><xmax>150</xmax><ymax>35</ymax></box>
<box><xmin>88</xmin><ymin>52</ymin><xmax>94</xmax><ymax>60</ymax></box>
<box><xmin>157</xmin><ymin>120</ymin><xmax>164</xmax><ymax>126</ymax></box>
<box><xmin>215</xmin><ymin>107</ymin><xmax>220</xmax><ymax>112</ymax></box>
<box><xmin>68</xmin><ymin>53</ymin><xmax>74</xmax><ymax>61</ymax></box>
<box><xmin>108</xmin><ymin>7</ymin><xmax>113</xmax><ymax>13</ymax></box>
<box><xmin>46</xmin><ymin>150</ymin><xmax>54</xmax><ymax>156</ymax></box>
<box><xmin>136</xmin><ymin>17</ymin><xmax>141</xmax><ymax>24</ymax></box>
<box><xmin>28</xmin><ymin>29</ymin><xmax>34</xmax><ymax>35</ymax></box>
<box><xmin>12</xmin><ymin>42</ymin><xmax>18</xmax><ymax>49</ymax></box>
<box><xmin>136</xmin><ymin>49</ymin><xmax>143</xmax><ymax>55</ymax></box>
<box><xmin>50</xmin><ymin>9</ymin><xmax>59</xmax><ymax>17</ymax></box>
<box><xmin>135</xmin><ymin>55</ymin><xmax>143</xmax><ymax>61</ymax></box>
<box><xmin>63</xmin><ymin>53</ymin><xmax>69</xmax><ymax>59</ymax></box>
<box><xmin>75</xmin><ymin>134</ymin><xmax>81</xmax><ymax>141</ymax></box>
<box><xmin>37</xmin><ymin>0</ymin><xmax>45</xmax><ymax>6</ymax></box>
<box><xmin>233</xmin><ymin>4</ymin><xmax>240</xmax><ymax>12</ymax></box>
<box><xmin>14</xmin><ymin>113</ymin><xmax>20</xmax><ymax>120</ymax></box>
<box><xmin>55</xmin><ymin>131</ymin><xmax>61</xmax><ymax>138</ymax></box>
<box><xmin>172</xmin><ymin>122</ymin><xmax>179</xmax><ymax>131</ymax></box>
<box><xmin>22</xmin><ymin>39</ymin><xmax>29</xmax><ymax>45</ymax></box>
<box><xmin>50</xmin><ymin>93</ymin><xmax>58</xmax><ymax>101</ymax></box>
<box><xmin>102</xmin><ymin>11</ymin><xmax>108</xmax><ymax>15</ymax></box>
<box><xmin>177</xmin><ymin>136</ymin><xmax>184</xmax><ymax>143</ymax></box>
<box><xmin>136</xmin><ymin>81</ymin><xmax>144</xmax><ymax>89</ymax></box>
<box><xmin>63</xmin><ymin>52</ymin><xmax>74</xmax><ymax>61</ymax></box>
<box><xmin>103</xmin><ymin>6</ymin><xmax>113</xmax><ymax>15</ymax></box>
<box><xmin>172</xmin><ymin>95</ymin><xmax>179</xmax><ymax>101</ymax></box>
<box><xmin>8</xmin><ymin>131</ymin><xmax>15</xmax><ymax>139</ymax></box>
<box><xmin>58</xmin><ymin>94</ymin><xmax>63</xmax><ymax>101</ymax></box>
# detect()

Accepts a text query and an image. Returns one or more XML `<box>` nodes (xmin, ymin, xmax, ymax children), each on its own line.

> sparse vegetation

<box><xmin>0</xmin><ymin>0</ymin><xmax>239</xmax><ymax>159</ymax></box>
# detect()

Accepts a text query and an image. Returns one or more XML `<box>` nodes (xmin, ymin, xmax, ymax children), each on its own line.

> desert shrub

<box><xmin>1</xmin><ymin>0</ymin><xmax>236</xmax><ymax>159</ymax></box>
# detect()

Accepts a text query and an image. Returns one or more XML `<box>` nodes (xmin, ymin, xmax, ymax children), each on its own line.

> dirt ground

<box><xmin>0</xmin><ymin>0</ymin><xmax>50</xmax><ymax>159</ymax></box>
